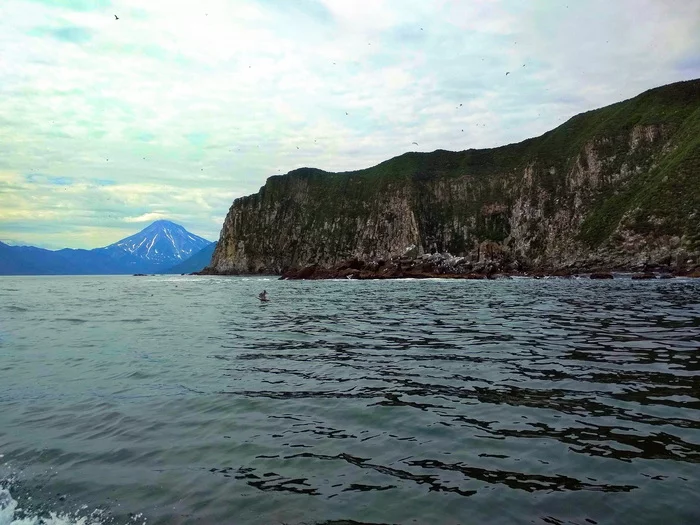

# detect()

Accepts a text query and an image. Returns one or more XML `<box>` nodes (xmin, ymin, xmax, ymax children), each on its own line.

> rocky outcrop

<box><xmin>280</xmin><ymin>253</ymin><xmax>504</xmax><ymax>280</ymax></box>
<box><xmin>206</xmin><ymin>79</ymin><xmax>700</xmax><ymax>276</ymax></box>
<box><xmin>277</xmin><ymin>258</ymin><xmax>691</xmax><ymax>280</ymax></box>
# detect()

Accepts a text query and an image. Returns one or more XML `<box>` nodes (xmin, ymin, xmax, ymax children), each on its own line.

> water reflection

<box><xmin>210</xmin><ymin>279</ymin><xmax>700</xmax><ymax>513</ymax></box>
<box><xmin>1</xmin><ymin>277</ymin><xmax>699</xmax><ymax>524</ymax></box>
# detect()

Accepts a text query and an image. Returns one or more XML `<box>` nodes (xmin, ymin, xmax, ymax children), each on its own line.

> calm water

<box><xmin>1</xmin><ymin>275</ymin><xmax>699</xmax><ymax>525</ymax></box>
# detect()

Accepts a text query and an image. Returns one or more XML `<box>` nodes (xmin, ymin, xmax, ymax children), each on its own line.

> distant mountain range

<box><xmin>163</xmin><ymin>242</ymin><xmax>217</xmax><ymax>274</ymax></box>
<box><xmin>0</xmin><ymin>220</ymin><xmax>215</xmax><ymax>275</ymax></box>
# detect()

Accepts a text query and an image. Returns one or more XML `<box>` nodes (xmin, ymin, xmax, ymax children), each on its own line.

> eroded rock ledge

<box><xmin>273</xmin><ymin>252</ymin><xmax>699</xmax><ymax>280</ymax></box>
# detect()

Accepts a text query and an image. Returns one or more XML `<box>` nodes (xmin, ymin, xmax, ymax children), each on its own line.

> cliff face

<box><xmin>208</xmin><ymin>79</ymin><xmax>700</xmax><ymax>274</ymax></box>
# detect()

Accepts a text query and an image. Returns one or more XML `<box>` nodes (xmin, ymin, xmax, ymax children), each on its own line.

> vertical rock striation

<box><xmin>206</xmin><ymin>79</ymin><xmax>700</xmax><ymax>275</ymax></box>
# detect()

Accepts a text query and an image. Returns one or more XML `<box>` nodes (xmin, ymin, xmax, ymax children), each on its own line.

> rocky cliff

<box><xmin>206</xmin><ymin>79</ymin><xmax>700</xmax><ymax>275</ymax></box>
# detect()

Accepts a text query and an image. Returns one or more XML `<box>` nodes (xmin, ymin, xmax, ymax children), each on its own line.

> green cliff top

<box><xmin>241</xmin><ymin>78</ymin><xmax>700</xmax><ymax>249</ymax></box>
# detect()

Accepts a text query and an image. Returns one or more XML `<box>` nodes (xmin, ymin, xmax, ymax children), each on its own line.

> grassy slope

<box><xmin>573</xmin><ymin>81</ymin><xmax>700</xmax><ymax>246</ymax></box>
<box><xmin>244</xmin><ymin>79</ymin><xmax>700</xmax><ymax>253</ymax></box>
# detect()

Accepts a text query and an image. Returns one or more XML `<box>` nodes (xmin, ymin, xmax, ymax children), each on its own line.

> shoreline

<box><xmin>196</xmin><ymin>256</ymin><xmax>700</xmax><ymax>280</ymax></box>
<box><xmin>193</xmin><ymin>270</ymin><xmax>699</xmax><ymax>280</ymax></box>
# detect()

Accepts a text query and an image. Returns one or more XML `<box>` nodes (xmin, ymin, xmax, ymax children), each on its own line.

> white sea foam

<box><xmin>0</xmin><ymin>488</ymin><xmax>104</xmax><ymax>525</ymax></box>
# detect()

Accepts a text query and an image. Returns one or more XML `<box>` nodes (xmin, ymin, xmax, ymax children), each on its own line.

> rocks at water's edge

<box><xmin>274</xmin><ymin>252</ymin><xmax>697</xmax><ymax>280</ymax></box>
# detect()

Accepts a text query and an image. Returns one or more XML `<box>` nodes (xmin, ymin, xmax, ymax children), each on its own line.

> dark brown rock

<box><xmin>590</xmin><ymin>272</ymin><xmax>614</xmax><ymax>279</ymax></box>
<box><xmin>631</xmin><ymin>273</ymin><xmax>656</xmax><ymax>280</ymax></box>
<box><xmin>281</xmin><ymin>264</ymin><xmax>319</xmax><ymax>279</ymax></box>
<box><xmin>348</xmin><ymin>258</ymin><xmax>365</xmax><ymax>270</ymax></box>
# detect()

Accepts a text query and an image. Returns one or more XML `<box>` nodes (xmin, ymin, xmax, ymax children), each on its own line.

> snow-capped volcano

<box><xmin>109</xmin><ymin>220</ymin><xmax>212</xmax><ymax>267</ymax></box>
<box><xmin>0</xmin><ymin>220</ymin><xmax>214</xmax><ymax>275</ymax></box>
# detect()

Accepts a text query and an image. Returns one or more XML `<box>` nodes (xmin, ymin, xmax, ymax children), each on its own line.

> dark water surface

<box><xmin>1</xmin><ymin>275</ymin><xmax>699</xmax><ymax>524</ymax></box>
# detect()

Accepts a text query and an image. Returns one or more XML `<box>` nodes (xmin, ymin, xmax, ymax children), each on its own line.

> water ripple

<box><xmin>1</xmin><ymin>276</ymin><xmax>699</xmax><ymax>525</ymax></box>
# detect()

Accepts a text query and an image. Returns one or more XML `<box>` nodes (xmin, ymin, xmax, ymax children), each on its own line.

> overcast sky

<box><xmin>1</xmin><ymin>0</ymin><xmax>698</xmax><ymax>249</ymax></box>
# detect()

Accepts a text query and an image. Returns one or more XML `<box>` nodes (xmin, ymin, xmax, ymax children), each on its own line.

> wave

<box><xmin>0</xmin><ymin>487</ymin><xmax>101</xmax><ymax>525</ymax></box>
<box><xmin>4</xmin><ymin>306</ymin><xmax>28</xmax><ymax>313</ymax></box>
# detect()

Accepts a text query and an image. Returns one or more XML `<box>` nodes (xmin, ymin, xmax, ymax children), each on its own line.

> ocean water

<box><xmin>0</xmin><ymin>275</ymin><xmax>699</xmax><ymax>525</ymax></box>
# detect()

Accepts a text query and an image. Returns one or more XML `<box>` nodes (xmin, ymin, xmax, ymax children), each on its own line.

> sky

<box><xmin>0</xmin><ymin>0</ymin><xmax>699</xmax><ymax>249</ymax></box>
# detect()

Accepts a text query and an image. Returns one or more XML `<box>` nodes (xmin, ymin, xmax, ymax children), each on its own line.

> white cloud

<box><xmin>0</xmin><ymin>0</ymin><xmax>698</xmax><ymax>248</ymax></box>
<box><xmin>122</xmin><ymin>212</ymin><xmax>169</xmax><ymax>223</ymax></box>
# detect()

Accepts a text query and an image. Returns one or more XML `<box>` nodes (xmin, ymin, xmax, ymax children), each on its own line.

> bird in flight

<box><xmin>114</xmin><ymin>15</ymin><xmax>119</xmax><ymax>20</ymax></box>
<box><xmin>505</xmin><ymin>72</ymin><xmax>510</xmax><ymax>76</ymax></box>
<box><xmin>412</xmin><ymin>142</ymin><xmax>418</xmax><ymax>145</ymax></box>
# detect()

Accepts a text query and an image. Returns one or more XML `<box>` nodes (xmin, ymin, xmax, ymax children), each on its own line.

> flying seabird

<box><xmin>114</xmin><ymin>15</ymin><xmax>119</xmax><ymax>20</ymax></box>
<box><xmin>412</xmin><ymin>142</ymin><xmax>418</xmax><ymax>145</ymax></box>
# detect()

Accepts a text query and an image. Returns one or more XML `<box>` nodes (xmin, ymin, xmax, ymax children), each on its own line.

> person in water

<box><xmin>258</xmin><ymin>290</ymin><xmax>268</xmax><ymax>301</ymax></box>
